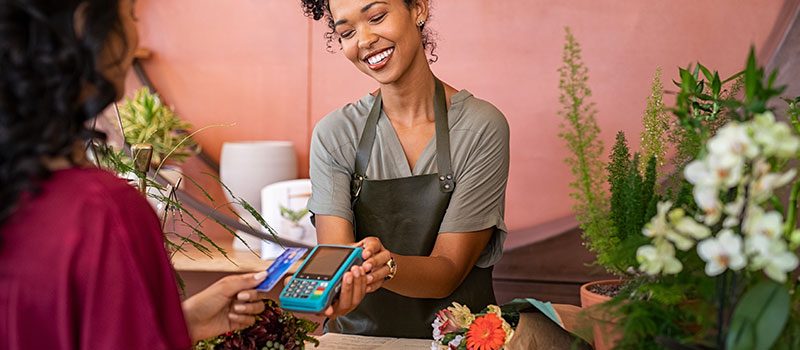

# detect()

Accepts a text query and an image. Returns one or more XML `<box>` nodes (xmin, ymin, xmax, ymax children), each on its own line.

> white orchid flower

<box><xmin>692</xmin><ymin>185</ymin><xmax>722</xmax><ymax>225</ymax></box>
<box><xmin>707</xmin><ymin>152</ymin><xmax>746</xmax><ymax>188</ymax></box>
<box><xmin>752</xmin><ymin>112</ymin><xmax>800</xmax><ymax>158</ymax></box>
<box><xmin>685</xmin><ymin>159</ymin><xmax>719</xmax><ymax>188</ymax></box>
<box><xmin>674</xmin><ymin>216</ymin><xmax>712</xmax><ymax>240</ymax></box>
<box><xmin>751</xmin><ymin>169</ymin><xmax>797</xmax><ymax>203</ymax></box>
<box><xmin>708</xmin><ymin>122</ymin><xmax>759</xmax><ymax>160</ymax></box>
<box><xmin>697</xmin><ymin>229</ymin><xmax>746</xmax><ymax>276</ymax></box>
<box><xmin>746</xmin><ymin>235</ymin><xmax>799</xmax><ymax>283</ymax></box>
<box><xmin>642</xmin><ymin>201</ymin><xmax>673</xmax><ymax>238</ymax></box>
<box><xmin>722</xmin><ymin>194</ymin><xmax>745</xmax><ymax>228</ymax></box>
<box><xmin>745</xmin><ymin>210</ymin><xmax>784</xmax><ymax>239</ymax></box>
<box><xmin>637</xmin><ymin>239</ymin><xmax>683</xmax><ymax>275</ymax></box>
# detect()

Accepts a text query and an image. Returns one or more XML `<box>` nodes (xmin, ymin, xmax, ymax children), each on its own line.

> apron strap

<box><xmin>354</xmin><ymin>91</ymin><xmax>382</xmax><ymax>181</ymax></box>
<box><xmin>352</xmin><ymin>77</ymin><xmax>455</xmax><ymax>195</ymax></box>
<box><xmin>433</xmin><ymin>78</ymin><xmax>455</xmax><ymax>192</ymax></box>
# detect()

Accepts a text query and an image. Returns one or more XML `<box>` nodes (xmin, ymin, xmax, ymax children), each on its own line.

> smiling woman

<box><xmin>299</xmin><ymin>0</ymin><xmax>510</xmax><ymax>339</ymax></box>
<box><xmin>303</xmin><ymin>0</ymin><xmax>437</xmax><ymax>62</ymax></box>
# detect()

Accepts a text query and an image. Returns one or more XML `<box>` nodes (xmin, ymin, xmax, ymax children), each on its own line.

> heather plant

<box><xmin>557</xmin><ymin>27</ymin><xmax>614</xmax><ymax>272</ymax></box>
<box><xmin>639</xmin><ymin>66</ymin><xmax>670</xmax><ymax>174</ymax></box>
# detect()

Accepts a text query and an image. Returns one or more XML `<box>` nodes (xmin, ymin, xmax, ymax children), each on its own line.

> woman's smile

<box><xmin>364</xmin><ymin>47</ymin><xmax>395</xmax><ymax>70</ymax></box>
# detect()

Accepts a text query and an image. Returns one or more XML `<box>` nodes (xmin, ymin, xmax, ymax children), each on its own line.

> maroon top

<box><xmin>0</xmin><ymin>168</ymin><xmax>192</xmax><ymax>349</ymax></box>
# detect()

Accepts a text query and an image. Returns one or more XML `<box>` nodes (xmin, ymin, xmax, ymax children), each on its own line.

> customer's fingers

<box><xmin>214</xmin><ymin>271</ymin><xmax>267</xmax><ymax>298</ymax></box>
<box><xmin>228</xmin><ymin>313</ymin><xmax>257</xmax><ymax>328</ymax></box>
<box><xmin>231</xmin><ymin>300</ymin><xmax>266</xmax><ymax>315</ymax></box>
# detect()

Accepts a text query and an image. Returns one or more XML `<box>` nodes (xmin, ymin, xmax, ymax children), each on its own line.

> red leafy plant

<box><xmin>195</xmin><ymin>300</ymin><xmax>319</xmax><ymax>350</ymax></box>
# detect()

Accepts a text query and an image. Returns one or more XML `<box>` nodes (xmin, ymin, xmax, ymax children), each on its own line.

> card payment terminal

<box><xmin>279</xmin><ymin>245</ymin><xmax>364</xmax><ymax>313</ymax></box>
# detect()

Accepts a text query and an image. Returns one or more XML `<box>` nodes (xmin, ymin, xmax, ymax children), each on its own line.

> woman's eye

<box><xmin>370</xmin><ymin>13</ymin><xmax>386</xmax><ymax>23</ymax></box>
<box><xmin>341</xmin><ymin>30</ymin><xmax>355</xmax><ymax>39</ymax></box>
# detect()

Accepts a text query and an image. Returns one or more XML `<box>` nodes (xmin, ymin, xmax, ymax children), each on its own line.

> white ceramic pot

<box><xmin>220</xmin><ymin>141</ymin><xmax>297</xmax><ymax>251</ymax></box>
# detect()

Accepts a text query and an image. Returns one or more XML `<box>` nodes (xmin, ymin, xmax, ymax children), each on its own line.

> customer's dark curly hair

<box><xmin>0</xmin><ymin>0</ymin><xmax>127</xmax><ymax>223</ymax></box>
<box><xmin>300</xmin><ymin>0</ymin><xmax>438</xmax><ymax>63</ymax></box>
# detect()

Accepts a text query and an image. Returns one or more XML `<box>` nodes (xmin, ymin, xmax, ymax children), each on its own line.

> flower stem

<box><xmin>784</xmin><ymin>180</ymin><xmax>800</xmax><ymax>236</ymax></box>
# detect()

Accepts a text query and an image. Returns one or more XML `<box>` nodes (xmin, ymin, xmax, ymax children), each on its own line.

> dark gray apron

<box><xmin>325</xmin><ymin>78</ymin><xmax>496</xmax><ymax>339</ymax></box>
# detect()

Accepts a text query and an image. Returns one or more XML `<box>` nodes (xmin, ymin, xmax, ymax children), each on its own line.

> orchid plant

<box><xmin>613</xmin><ymin>49</ymin><xmax>800</xmax><ymax>349</ymax></box>
<box><xmin>638</xmin><ymin>112</ymin><xmax>800</xmax><ymax>282</ymax></box>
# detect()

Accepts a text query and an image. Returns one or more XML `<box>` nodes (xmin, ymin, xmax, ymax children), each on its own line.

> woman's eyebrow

<box><xmin>334</xmin><ymin>1</ymin><xmax>389</xmax><ymax>28</ymax></box>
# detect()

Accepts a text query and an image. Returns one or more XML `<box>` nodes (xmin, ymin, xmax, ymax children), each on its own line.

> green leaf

<box><xmin>744</xmin><ymin>47</ymin><xmax>758</xmax><ymax>101</ymax></box>
<box><xmin>698</xmin><ymin>63</ymin><xmax>713</xmax><ymax>82</ymax></box>
<box><xmin>726</xmin><ymin>280</ymin><xmax>791</xmax><ymax>350</ymax></box>
<box><xmin>722</xmin><ymin>71</ymin><xmax>744</xmax><ymax>84</ymax></box>
<box><xmin>712</xmin><ymin>72</ymin><xmax>721</xmax><ymax>97</ymax></box>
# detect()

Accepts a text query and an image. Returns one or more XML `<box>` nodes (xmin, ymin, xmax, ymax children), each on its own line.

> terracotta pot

<box><xmin>580</xmin><ymin>280</ymin><xmax>623</xmax><ymax>350</ymax></box>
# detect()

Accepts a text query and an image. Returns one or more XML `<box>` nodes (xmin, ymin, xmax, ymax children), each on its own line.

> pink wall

<box><xmin>129</xmin><ymin>0</ymin><xmax>787</xmax><ymax>232</ymax></box>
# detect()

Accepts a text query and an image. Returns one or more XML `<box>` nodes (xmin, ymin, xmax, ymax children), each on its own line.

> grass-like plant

<box><xmin>119</xmin><ymin>87</ymin><xmax>199</xmax><ymax>165</ymax></box>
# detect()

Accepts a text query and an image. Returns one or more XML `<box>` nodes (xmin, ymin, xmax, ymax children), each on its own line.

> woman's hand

<box><xmin>321</xmin><ymin>265</ymin><xmax>367</xmax><ymax>319</ymax></box>
<box><xmin>356</xmin><ymin>236</ymin><xmax>393</xmax><ymax>293</ymax></box>
<box><xmin>182</xmin><ymin>271</ymin><xmax>269</xmax><ymax>343</ymax></box>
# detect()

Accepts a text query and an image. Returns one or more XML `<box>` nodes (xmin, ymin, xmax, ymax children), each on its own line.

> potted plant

<box><xmin>95</xmin><ymin>90</ymin><xmax>320</xmax><ymax>350</ymax></box>
<box><xmin>562</xmin><ymin>39</ymin><xmax>800</xmax><ymax>348</ymax></box>
<box><xmin>118</xmin><ymin>87</ymin><xmax>199</xmax><ymax>167</ymax></box>
<box><xmin>280</xmin><ymin>205</ymin><xmax>309</xmax><ymax>241</ymax></box>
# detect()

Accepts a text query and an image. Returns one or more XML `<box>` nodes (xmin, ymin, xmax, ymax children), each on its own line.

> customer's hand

<box><xmin>182</xmin><ymin>271</ymin><xmax>269</xmax><ymax>342</ymax></box>
<box><xmin>357</xmin><ymin>236</ymin><xmax>392</xmax><ymax>293</ymax></box>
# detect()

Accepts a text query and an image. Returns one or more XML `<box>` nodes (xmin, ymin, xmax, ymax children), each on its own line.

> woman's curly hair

<box><xmin>0</xmin><ymin>0</ymin><xmax>127</xmax><ymax>223</ymax></box>
<box><xmin>300</xmin><ymin>0</ymin><xmax>438</xmax><ymax>63</ymax></box>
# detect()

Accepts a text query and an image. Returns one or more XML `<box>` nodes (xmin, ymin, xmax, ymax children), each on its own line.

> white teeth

<box><xmin>367</xmin><ymin>48</ymin><xmax>393</xmax><ymax>65</ymax></box>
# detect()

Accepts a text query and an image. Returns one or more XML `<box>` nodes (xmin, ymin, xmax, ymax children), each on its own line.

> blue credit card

<box><xmin>256</xmin><ymin>247</ymin><xmax>308</xmax><ymax>292</ymax></box>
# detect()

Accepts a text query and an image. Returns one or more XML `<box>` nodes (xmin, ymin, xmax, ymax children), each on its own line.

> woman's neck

<box><xmin>378</xmin><ymin>56</ymin><xmax>437</xmax><ymax>127</ymax></box>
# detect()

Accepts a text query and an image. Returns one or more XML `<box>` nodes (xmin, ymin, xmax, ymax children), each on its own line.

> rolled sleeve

<box><xmin>307</xmin><ymin>117</ymin><xmax>357</xmax><ymax>224</ymax></box>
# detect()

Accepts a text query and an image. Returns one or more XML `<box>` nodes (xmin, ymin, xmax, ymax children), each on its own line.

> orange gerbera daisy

<box><xmin>465</xmin><ymin>313</ymin><xmax>507</xmax><ymax>350</ymax></box>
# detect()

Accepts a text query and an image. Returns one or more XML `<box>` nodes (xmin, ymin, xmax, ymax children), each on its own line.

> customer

<box><xmin>0</xmin><ymin>1</ymin><xmax>268</xmax><ymax>348</ymax></box>
<box><xmin>301</xmin><ymin>0</ymin><xmax>510</xmax><ymax>338</ymax></box>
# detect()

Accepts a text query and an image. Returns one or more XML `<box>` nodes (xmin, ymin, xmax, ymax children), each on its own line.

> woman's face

<box><xmin>329</xmin><ymin>0</ymin><xmax>428</xmax><ymax>85</ymax></box>
<box><xmin>98</xmin><ymin>0</ymin><xmax>139</xmax><ymax>100</ymax></box>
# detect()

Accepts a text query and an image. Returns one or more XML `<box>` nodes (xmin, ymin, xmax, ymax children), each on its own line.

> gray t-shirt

<box><xmin>308</xmin><ymin>90</ymin><xmax>509</xmax><ymax>267</ymax></box>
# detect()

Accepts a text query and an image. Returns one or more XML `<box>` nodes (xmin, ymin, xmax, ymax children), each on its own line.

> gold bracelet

<box><xmin>384</xmin><ymin>256</ymin><xmax>397</xmax><ymax>281</ymax></box>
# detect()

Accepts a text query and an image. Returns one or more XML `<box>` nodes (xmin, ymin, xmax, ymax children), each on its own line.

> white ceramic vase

<box><xmin>220</xmin><ymin>141</ymin><xmax>297</xmax><ymax>253</ymax></box>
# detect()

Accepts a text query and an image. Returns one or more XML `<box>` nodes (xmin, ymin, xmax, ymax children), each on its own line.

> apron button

<box><xmin>446</xmin><ymin>174</ymin><xmax>453</xmax><ymax>180</ymax></box>
<box><xmin>439</xmin><ymin>175</ymin><xmax>445</xmax><ymax>181</ymax></box>
<box><xmin>444</xmin><ymin>184</ymin><xmax>451</xmax><ymax>190</ymax></box>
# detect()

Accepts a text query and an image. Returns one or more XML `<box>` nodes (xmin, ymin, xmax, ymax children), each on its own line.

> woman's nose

<box><xmin>357</xmin><ymin>28</ymin><xmax>378</xmax><ymax>50</ymax></box>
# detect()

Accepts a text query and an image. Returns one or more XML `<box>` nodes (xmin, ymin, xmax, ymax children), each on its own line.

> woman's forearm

<box><xmin>381</xmin><ymin>254</ymin><xmax>467</xmax><ymax>299</ymax></box>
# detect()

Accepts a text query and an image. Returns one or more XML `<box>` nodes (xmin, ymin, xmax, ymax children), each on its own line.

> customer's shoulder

<box><xmin>52</xmin><ymin>168</ymin><xmax>146</xmax><ymax>209</ymax></box>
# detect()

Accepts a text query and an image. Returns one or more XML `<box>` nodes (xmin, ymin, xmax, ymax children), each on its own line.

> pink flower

<box><xmin>436</xmin><ymin>309</ymin><xmax>460</xmax><ymax>334</ymax></box>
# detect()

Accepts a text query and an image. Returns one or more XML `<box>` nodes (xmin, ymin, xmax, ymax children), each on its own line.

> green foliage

<box><xmin>727</xmin><ymin>280</ymin><xmax>791</xmax><ymax>350</ymax></box>
<box><xmin>557</xmin><ymin>27</ymin><xmax>612</xmax><ymax>271</ymax></box>
<box><xmin>606</xmin><ymin>49</ymin><xmax>800</xmax><ymax>349</ymax></box>
<box><xmin>667</xmin><ymin>62</ymin><xmax>743</xmax><ymax>171</ymax></box>
<box><xmin>639</xmin><ymin>66</ymin><xmax>670</xmax><ymax>174</ymax></box>
<box><xmin>280</xmin><ymin>205</ymin><xmax>309</xmax><ymax>225</ymax></box>
<box><xmin>119</xmin><ymin>87</ymin><xmax>199</xmax><ymax>165</ymax></box>
<box><xmin>604</xmin><ymin>132</ymin><xmax>660</xmax><ymax>272</ymax></box>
